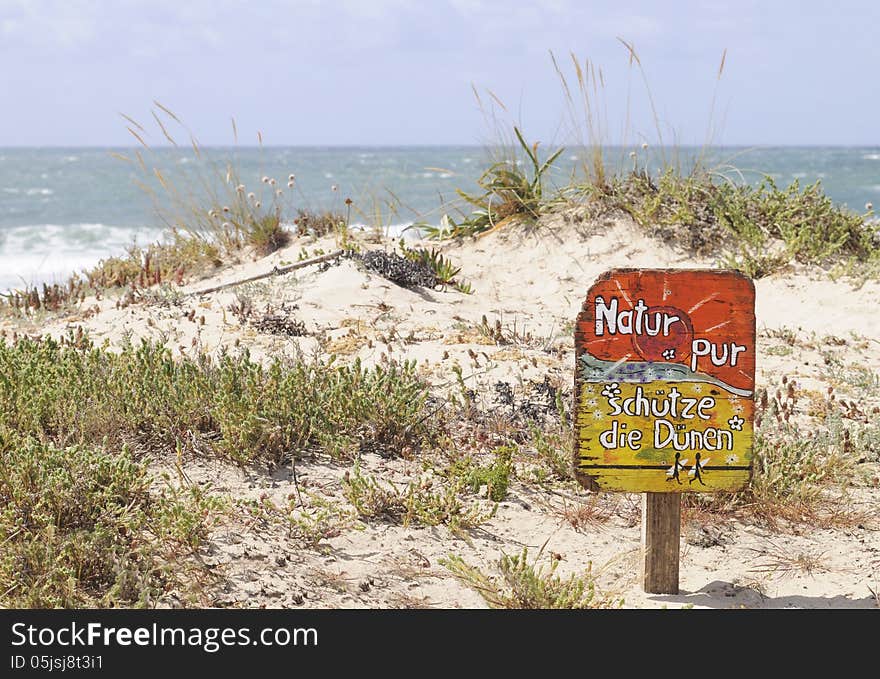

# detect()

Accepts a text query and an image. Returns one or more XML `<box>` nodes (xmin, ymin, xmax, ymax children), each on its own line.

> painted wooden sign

<box><xmin>574</xmin><ymin>269</ymin><xmax>755</xmax><ymax>493</ymax></box>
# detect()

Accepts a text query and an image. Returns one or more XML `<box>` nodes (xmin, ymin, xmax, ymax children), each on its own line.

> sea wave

<box><xmin>0</xmin><ymin>223</ymin><xmax>163</xmax><ymax>292</ymax></box>
<box><xmin>347</xmin><ymin>221</ymin><xmax>421</xmax><ymax>238</ymax></box>
<box><xmin>2</xmin><ymin>187</ymin><xmax>54</xmax><ymax>196</ymax></box>
<box><xmin>0</xmin><ymin>220</ymin><xmax>428</xmax><ymax>292</ymax></box>
<box><xmin>577</xmin><ymin>352</ymin><xmax>754</xmax><ymax>398</ymax></box>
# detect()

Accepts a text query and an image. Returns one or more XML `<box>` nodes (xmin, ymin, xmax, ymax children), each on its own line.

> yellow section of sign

<box><xmin>575</xmin><ymin>381</ymin><xmax>754</xmax><ymax>493</ymax></box>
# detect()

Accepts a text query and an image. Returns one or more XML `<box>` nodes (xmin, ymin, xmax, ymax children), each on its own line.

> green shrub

<box><xmin>0</xmin><ymin>434</ymin><xmax>218</xmax><ymax>608</ymax></box>
<box><xmin>0</xmin><ymin>335</ymin><xmax>431</xmax><ymax>465</ymax></box>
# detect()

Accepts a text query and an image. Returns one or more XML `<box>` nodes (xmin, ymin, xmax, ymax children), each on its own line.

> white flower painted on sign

<box><xmin>593</xmin><ymin>410</ymin><xmax>604</xmax><ymax>420</ymax></box>
<box><xmin>727</xmin><ymin>415</ymin><xmax>745</xmax><ymax>431</ymax></box>
<box><xmin>725</xmin><ymin>454</ymin><xmax>739</xmax><ymax>465</ymax></box>
<box><xmin>601</xmin><ymin>383</ymin><xmax>621</xmax><ymax>399</ymax></box>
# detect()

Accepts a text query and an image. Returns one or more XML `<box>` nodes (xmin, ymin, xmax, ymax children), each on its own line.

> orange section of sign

<box><xmin>574</xmin><ymin>269</ymin><xmax>756</xmax><ymax>493</ymax></box>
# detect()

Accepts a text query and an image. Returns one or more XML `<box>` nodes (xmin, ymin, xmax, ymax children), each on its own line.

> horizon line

<box><xmin>1</xmin><ymin>143</ymin><xmax>879</xmax><ymax>150</ymax></box>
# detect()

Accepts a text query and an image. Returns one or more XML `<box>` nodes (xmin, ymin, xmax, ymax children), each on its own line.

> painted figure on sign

<box><xmin>665</xmin><ymin>453</ymin><xmax>687</xmax><ymax>484</ymax></box>
<box><xmin>689</xmin><ymin>453</ymin><xmax>709</xmax><ymax>486</ymax></box>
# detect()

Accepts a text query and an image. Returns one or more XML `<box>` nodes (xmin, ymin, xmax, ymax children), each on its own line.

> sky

<box><xmin>0</xmin><ymin>0</ymin><xmax>878</xmax><ymax>147</ymax></box>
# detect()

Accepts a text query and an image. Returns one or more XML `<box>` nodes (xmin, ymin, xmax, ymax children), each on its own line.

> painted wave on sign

<box><xmin>578</xmin><ymin>352</ymin><xmax>754</xmax><ymax>398</ymax></box>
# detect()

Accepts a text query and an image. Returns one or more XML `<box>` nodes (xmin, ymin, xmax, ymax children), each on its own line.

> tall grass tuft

<box><xmin>118</xmin><ymin>106</ymin><xmax>296</xmax><ymax>257</ymax></box>
<box><xmin>442</xmin><ymin>45</ymin><xmax>880</xmax><ymax>278</ymax></box>
<box><xmin>448</xmin><ymin>126</ymin><xmax>563</xmax><ymax>237</ymax></box>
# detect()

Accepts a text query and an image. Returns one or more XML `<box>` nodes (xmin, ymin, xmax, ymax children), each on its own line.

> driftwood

<box><xmin>190</xmin><ymin>249</ymin><xmax>345</xmax><ymax>296</ymax></box>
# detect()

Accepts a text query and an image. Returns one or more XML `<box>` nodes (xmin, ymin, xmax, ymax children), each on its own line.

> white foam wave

<box><xmin>347</xmin><ymin>221</ymin><xmax>425</xmax><ymax>238</ymax></box>
<box><xmin>863</xmin><ymin>153</ymin><xmax>880</xmax><ymax>160</ymax></box>
<box><xmin>0</xmin><ymin>223</ymin><xmax>163</xmax><ymax>292</ymax></box>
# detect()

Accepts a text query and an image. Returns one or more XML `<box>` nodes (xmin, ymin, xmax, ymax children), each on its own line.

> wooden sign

<box><xmin>574</xmin><ymin>269</ymin><xmax>755</xmax><ymax>494</ymax></box>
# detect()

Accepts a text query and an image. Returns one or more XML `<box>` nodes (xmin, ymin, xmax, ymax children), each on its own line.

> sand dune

<box><xmin>5</xmin><ymin>213</ymin><xmax>879</xmax><ymax>609</ymax></box>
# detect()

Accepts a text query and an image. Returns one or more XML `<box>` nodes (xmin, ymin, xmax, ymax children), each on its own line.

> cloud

<box><xmin>0</xmin><ymin>0</ymin><xmax>98</xmax><ymax>49</ymax></box>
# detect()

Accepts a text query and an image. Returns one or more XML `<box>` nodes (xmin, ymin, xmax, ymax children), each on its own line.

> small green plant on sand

<box><xmin>237</xmin><ymin>492</ymin><xmax>358</xmax><ymax>550</ymax></box>
<box><xmin>442</xmin><ymin>548</ymin><xmax>621</xmax><ymax>609</ymax></box>
<box><xmin>527</xmin><ymin>422</ymin><xmax>575</xmax><ymax>483</ymax></box>
<box><xmin>293</xmin><ymin>208</ymin><xmax>347</xmax><ymax>238</ymax></box>
<box><xmin>444</xmin><ymin>127</ymin><xmax>563</xmax><ymax>238</ymax></box>
<box><xmin>342</xmin><ymin>464</ymin><xmax>495</xmax><ymax>533</ymax></box>
<box><xmin>465</xmin><ymin>445</ymin><xmax>514</xmax><ymax>501</ymax></box>
<box><xmin>398</xmin><ymin>242</ymin><xmax>474</xmax><ymax>293</ymax></box>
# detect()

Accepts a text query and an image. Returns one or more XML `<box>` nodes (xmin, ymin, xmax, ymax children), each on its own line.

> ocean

<box><xmin>1</xmin><ymin>146</ymin><xmax>878</xmax><ymax>292</ymax></box>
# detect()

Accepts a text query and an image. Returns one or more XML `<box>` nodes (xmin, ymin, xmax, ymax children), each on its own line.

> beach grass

<box><xmin>0</xmin><ymin>332</ymin><xmax>434</xmax><ymax>606</ymax></box>
<box><xmin>682</xmin><ymin>376</ymin><xmax>872</xmax><ymax>528</ymax></box>
<box><xmin>342</xmin><ymin>462</ymin><xmax>496</xmax><ymax>534</ymax></box>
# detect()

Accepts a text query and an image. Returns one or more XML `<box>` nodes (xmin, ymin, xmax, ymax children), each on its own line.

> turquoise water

<box><xmin>0</xmin><ymin>146</ymin><xmax>878</xmax><ymax>291</ymax></box>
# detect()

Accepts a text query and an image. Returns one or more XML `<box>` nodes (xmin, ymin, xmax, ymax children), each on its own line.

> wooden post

<box><xmin>641</xmin><ymin>492</ymin><xmax>680</xmax><ymax>594</ymax></box>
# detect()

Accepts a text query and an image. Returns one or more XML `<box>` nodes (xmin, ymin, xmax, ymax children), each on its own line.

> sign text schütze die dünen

<box><xmin>573</xmin><ymin>269</ymin><xmax>756</xmax><ymax>493</ymax></box>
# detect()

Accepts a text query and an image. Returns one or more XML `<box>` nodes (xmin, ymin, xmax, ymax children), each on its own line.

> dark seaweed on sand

<box><xmin>357</xmin><ymin>250</ymin><xmax>438</xmax><ymax>289</ymax></box>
